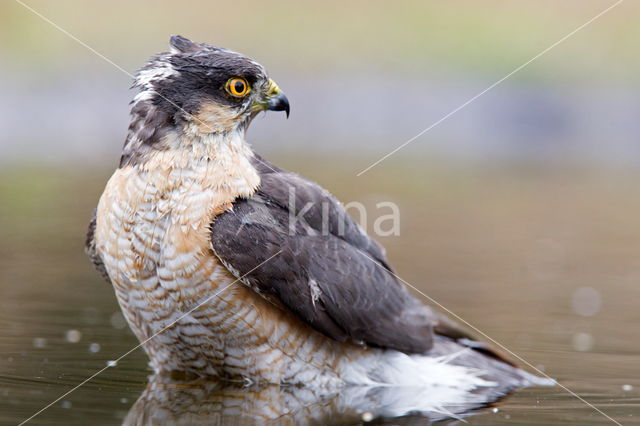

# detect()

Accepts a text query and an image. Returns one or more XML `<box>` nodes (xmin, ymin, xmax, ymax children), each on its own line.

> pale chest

<box><xmin>94</xmin><ymin>149</ymin><xmax>261</xmax><ymax>326</ymax></box>
<box><xmin>93</xmin><ymin>150</ymin><xmax>351</xmax><ymax>383</ymax></box>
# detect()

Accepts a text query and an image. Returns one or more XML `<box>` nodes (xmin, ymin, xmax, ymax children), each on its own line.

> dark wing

<box><xmin>85</xmin><ymin>210</ymin><xmax>111</xmax><ymax>283</ymax></box>
<box><xmin>211</xmin><ymin>156</ymin><xmax>434</xmax><ymax>353</ymax></box>
<box><xmin>212</xmin><ymin>156</ymin><xmax>517</xmax><ymax>364</ymax></box>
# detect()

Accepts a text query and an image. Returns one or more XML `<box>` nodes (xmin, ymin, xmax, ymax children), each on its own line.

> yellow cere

<box><xmin>266</xmin><ymin>79</ymin><xmax>281</xmax><ymax>96</ymax></box>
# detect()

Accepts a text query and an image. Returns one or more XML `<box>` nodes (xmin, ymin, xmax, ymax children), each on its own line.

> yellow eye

<box><xmin>226</xmin><ymin>77</ymin><xmax>250</xmax><ymax>97</ymax></box>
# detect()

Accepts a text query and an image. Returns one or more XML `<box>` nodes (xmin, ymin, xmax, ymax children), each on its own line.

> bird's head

<box><xmin>122</xmin><ymin>35</ymin><xmax>288</xmax><ymax>165</ymax></box>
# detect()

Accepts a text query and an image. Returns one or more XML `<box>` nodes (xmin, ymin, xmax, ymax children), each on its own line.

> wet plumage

<box><xmin>86</xmin><ymin>36</ymin><xmax>549</xmax><ymax>393</ymax></box>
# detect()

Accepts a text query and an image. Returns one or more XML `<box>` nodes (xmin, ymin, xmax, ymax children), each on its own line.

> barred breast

<box><xmin>93</xmin><ymin>135</ymin><xmax>507</xmax><ymax>392</ymax></box>
<box><xmin>93</xmin><ymin>137</ymin><xmax>355</xmax><ymax>386</ymax></box>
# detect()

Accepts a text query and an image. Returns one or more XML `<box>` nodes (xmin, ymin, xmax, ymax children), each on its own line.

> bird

<box><xmin>124</xmin><ymin>372</ymin><xmax>501</xmax><ymax>424</ymax></box>
<box><xmin>86</xmin><ymin>35</ymin><xmax>550</xmax><ymax>393</ymax></box>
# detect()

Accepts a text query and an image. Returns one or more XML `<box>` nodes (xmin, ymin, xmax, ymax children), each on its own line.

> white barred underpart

<box><xmin>94</xmin><ymin>128</ymin><xmax>494</xmax><ymax>392</ymax></box>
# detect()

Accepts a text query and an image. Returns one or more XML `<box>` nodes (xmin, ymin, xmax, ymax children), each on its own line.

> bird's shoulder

<box><xmin>249</xmin><ymin>154</ymin><xmax>390</xmax><ymax>265</ymax></box>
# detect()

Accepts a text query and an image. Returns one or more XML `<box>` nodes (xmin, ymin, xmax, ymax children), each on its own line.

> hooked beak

<box><xmin>264</xmin><ymin>79</ymin><xmax>290</xmax><ymax>118</ymax></box>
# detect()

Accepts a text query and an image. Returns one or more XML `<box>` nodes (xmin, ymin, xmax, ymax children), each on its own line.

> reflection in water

<box><xmin>2</xmin><ymin>168</ymin><xmax>639</xmax><ymax>424</ymax></box>
<box><xmin>124</xmin><ymin>373</ymin><xmax>505</xmax><ymax>425</ymax></box>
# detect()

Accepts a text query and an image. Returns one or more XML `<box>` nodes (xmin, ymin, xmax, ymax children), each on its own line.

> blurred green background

<box><xmin>1</xmin><ymin>1</ymin><xmax>639</xmax><ymax>424</ymax></box>
<box><xmin>1</xmin><ymin>0</ymin><xmax>639</xmax><ymax>165</ymax></box>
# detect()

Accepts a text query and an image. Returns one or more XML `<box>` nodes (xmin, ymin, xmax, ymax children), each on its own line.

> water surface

<box><xmin>1</xmin><ymin>161</ymin><xmax>638</xmax><ymax>424</ymax></box>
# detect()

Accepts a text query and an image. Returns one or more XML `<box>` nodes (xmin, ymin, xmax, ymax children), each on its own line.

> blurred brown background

<box><xmin>1</xmin><ymin>1</ymin><xmax>638</xmax><ymax>424</ymax></box>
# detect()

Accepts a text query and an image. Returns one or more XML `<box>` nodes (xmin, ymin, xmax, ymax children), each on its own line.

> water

<box><xmin>1</xmin><ymin>161</ymin><xmax>638</xmax><ymax>425</ymax></box>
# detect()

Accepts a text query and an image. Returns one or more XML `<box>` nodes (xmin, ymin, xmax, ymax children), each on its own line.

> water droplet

<box><xmin>110</xmin><ymin>312</ymin><xmax>127</xmax><ymax>329</ymax></box>
<box><xmin>361</xmin><ymin>412</ymin><xmax>373</xmax><ymax>422</ymax></box>
<box><xmin>572</xmin><ymin>332</ymin><xmax>594</xmax><ymax>352</ymax></box>
<box><xmin>32</xmin><ymin>338</ymin><xmax>47</xmax><ymax>349</ymax></box>
<box><xmin>622</xmin><ymin>384</ymin><xmax>633</xmax><ymax>392</ymax></box>
<box><xmin>88</xmin><ymin>343</ymin><xmax>101</xmax><ymax>353</ymax></box>
<box><xmin>106</xmin><ymin>360</ymin><xmax>118</xmax><ymax>367</ymax></box>
<box><xmin>65</xmin><ymin>329</ymin><xmax>82</xmax><ymax>343</ymax></box>
<box><xmin>120</xmin><ymin>398</ymin><xmax>128</xmax><ymax>404</ymax></box>
<box><xmin>492</xmin><ymin>408</ymin><xmax>499</xmax><ymax>413</ymax></box>
<box><xmin>571</xmin><ymin>287</ymin><xmax>601</xmax><ymax>317</ymax></box>
<box><xmin>61</xmin><ymin>400</ymin><xmax>72</xmax><ymax>409</ymax></box>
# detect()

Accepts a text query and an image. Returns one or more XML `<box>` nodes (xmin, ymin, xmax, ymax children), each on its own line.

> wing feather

<box><xmin>211</xmin><ymin>157</ymin><xmax>434</xmax><ymax>353</ymax></box>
